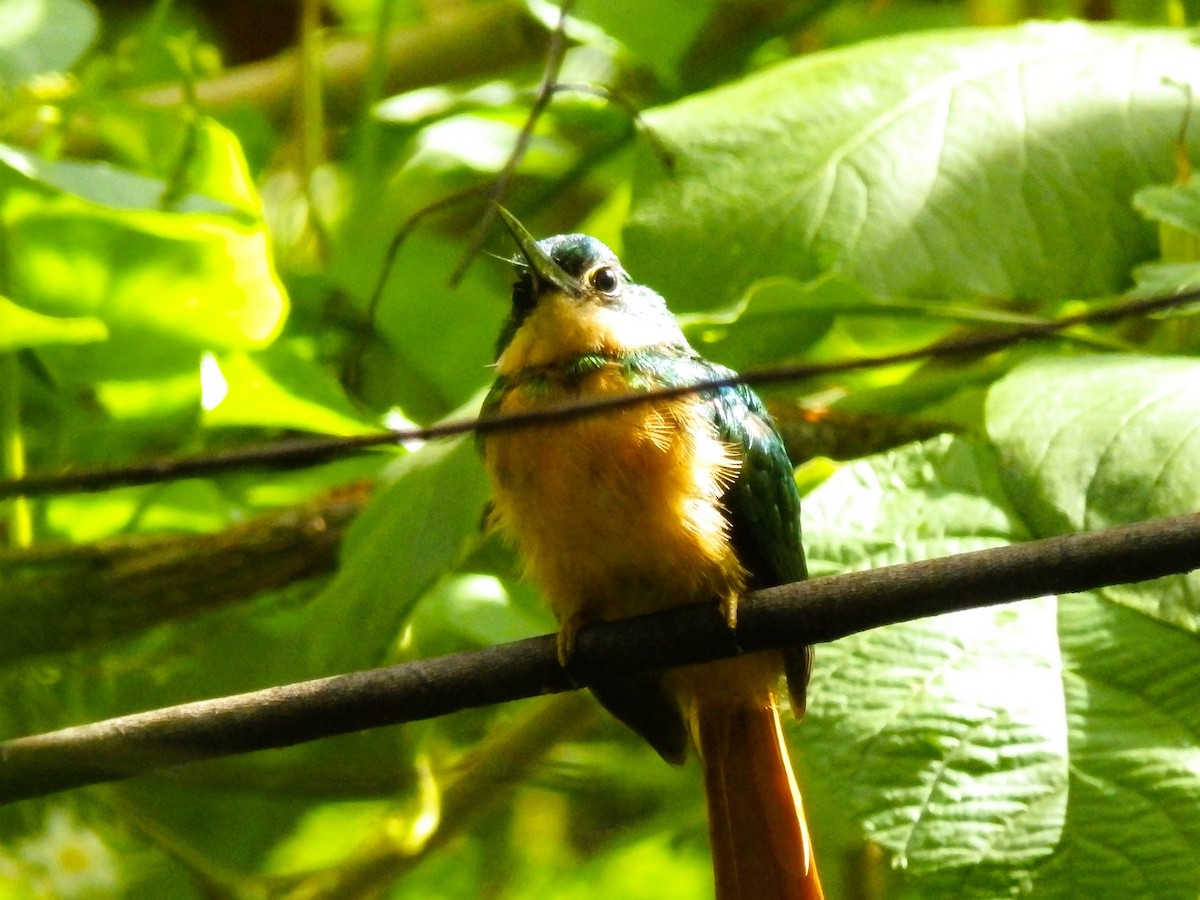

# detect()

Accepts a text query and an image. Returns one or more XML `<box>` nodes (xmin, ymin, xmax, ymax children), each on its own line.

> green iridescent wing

<box><xmin>627</xmin><ymin>352</ymin><xmax>806</xmax><ymax>589</ymax></box>
<box><xmin>630</xmin><ymin>351</ymin><xmax>811</xmax><ymax>711</ymax></box>
<box><xmin>708</xmin><ymin>375</ymin><xmax>807</xmax><ymax>591</ymax></box>
<box><xmin>709</xmin><ymin>372</ymin><xmax>812</xmax><ymax>713</ymax></box>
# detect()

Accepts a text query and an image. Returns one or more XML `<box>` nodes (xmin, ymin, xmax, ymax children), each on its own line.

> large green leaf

<box><xmin>0</xmin><ymin>294</ymin><xmax>106</xmax><ymax>350</ymax></box>
<box><xmin>627</xmin><ymin>24</ymin><xmax>1200</xmax><ymax>311</ymax></box>
<box><xmin>800</xmin><ymin>350</ymin><xmax>1200</xmax><ymax>898</ymax></box>
<box><xmin>301</xmin><ymin>434</ymin><xmax>491</xmax><ymax>674</ymax></box>
<box><xmin>803</xmin><ymin>436</ymin><xmax>1065</xmax><ymax>898</ymax></box>
<box><xmin>1036</xmin><ymin>596</ymin><xmax>1200</xmax><ymax>899</ymax></box>
<box><xmin>0</xmin><ymin>142</ymin><xmax>287</xmax><ymax>349</ymax></box>
<box><xmin>802</xmin><ymin>432</ymin><xmax>1200</xmax><ymax>898</ymax></box>
<box><xmin>985</xmin><ymin>355</ymin><xmax>1200</xmax><ymax>630</ymax></box>
<box><xmin>0</xmin><ymin>0</ymin><xmax>96</xmax><ymax>86</ymax></box>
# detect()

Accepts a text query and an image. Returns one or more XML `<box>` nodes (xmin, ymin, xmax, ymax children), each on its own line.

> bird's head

<box><xmin>493</xmin><ymin>208</ymin><xmax>687</xmax><ymax>375</ymax></box>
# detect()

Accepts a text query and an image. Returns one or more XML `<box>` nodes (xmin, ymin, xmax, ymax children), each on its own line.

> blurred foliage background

<box><xmin>1</xmin><ymin>0</ymin><xmax>1200</xmax><ymax>897</ymax></box>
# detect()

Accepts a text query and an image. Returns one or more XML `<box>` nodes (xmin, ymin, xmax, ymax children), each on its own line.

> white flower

<box><xmin>17</xmin><ymin>810</ymin><xmax>120</xmax><ymax>898</ymax></box>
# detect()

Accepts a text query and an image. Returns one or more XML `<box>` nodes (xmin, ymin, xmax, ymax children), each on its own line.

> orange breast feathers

<box><xmin>481</xmin><ymin>364</ymin><xmax>749</xmax><ymax>647</ymax></box>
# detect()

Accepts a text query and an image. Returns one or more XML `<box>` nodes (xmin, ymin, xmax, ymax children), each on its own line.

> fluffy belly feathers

<box><xmin>482</xmin><ymin>367</ymin><xmax>748</xmax><ymax>629</ymax></box>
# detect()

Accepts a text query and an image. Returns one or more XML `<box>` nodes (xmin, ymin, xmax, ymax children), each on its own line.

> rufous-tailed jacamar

<box><xmin>479</xmin><ymin>209</ymin><xmax>822</xmax><ymax>900</ymax></box>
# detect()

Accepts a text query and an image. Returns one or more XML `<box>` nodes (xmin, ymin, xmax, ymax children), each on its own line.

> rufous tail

<box><xmin>696</xmin><ymin>701</ymin><xmax>823</xmax><ymax>900</ymax></box>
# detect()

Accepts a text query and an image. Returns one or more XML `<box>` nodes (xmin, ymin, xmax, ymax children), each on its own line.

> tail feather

<box><xmin>697</xmin><ymin>702</ymin><xmax>823</xmax><ymax>900</ymax></box>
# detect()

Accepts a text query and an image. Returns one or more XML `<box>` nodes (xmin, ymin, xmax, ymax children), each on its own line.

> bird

<box><xmin>478</xmin><ymin>207</ymin><xmax>823</xmax><ymax>900</ymax></box>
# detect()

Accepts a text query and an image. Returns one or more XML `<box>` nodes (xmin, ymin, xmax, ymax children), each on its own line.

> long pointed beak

<box><xmin>496</xmin><ymin>206</ymin><xmax>584</xmax><ymax>298</ymax></box>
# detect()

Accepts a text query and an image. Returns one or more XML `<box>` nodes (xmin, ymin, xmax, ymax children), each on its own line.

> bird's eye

<box><xmin>588</xmin><ymin>266</ymin><xmax>619</xmax><ymax>294</ymax></box>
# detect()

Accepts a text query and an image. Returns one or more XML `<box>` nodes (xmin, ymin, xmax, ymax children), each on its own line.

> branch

<box><xmin>2</xmin><ymin>287</ymin><xmax>1197</xmax><ymax>500</ymax></box>
<box><xmin>7</xmin><ymin>2</ymin><xmax>553</xmax><ymax>157</ymax></box>
<box><xmin>268</xmin><ymin>693</ymin><xmax>598</xmax><ymax>899</ymax></box>
<box><xmin>0</xmin><ymin>486</ymin><xmax>368</xmax><ymax>662</ymax></box>
<box><xmin>134</xmin><ymin>1</ymin><xmax>550</xmax><ymax>121</ymax></box>
<box><xmin>2</xmin><ymin>511</ymin><xmax>1198</xmax><ymax>805</ymax></box>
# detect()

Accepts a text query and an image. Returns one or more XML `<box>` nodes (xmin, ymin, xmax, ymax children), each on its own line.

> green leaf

<box><xmin>1041</xmin><ymin>595</ymin><xmax>1200</xmax><ymax>899</ymax></box>
<box><xmin>332</xmin><ymin>228</ymin><xmax>507</xmax><ymax>421</ymax></box>
<box><xmin>678</xmin><ymin>275</ymin><xmax>842</xmax><ymax>370</ymax></box>
<box><xmin>0</xmin><ymin>142</ymin><xmax>239</xmax><ymax>216</ymax></box>
<box><xmin>8</xmin><ymin>203</ymin><xmax>286</xmax><ymax>347</ymax></box>
<box><xmin>202</xmin><ymin>345</ymin><xmax>379</xmax><ymax>436</ymax></box>
<box><xmin>985</xmin><ymin>355</ymin><xmax>1200</xmax><ymax>629</ymax></box>
<box><xmin>90</xmin><ymin>112</ymin><xmax>264</xmax><ymax>217</ymax></box>
<box><xmin>0</xmin><ymin>294</ymin><xmax>106</xmax><ymax>350</ymax></box>
<box><xmin>813</xmin><ymin>599</ymin><xmax>1068</xmax><ymax>891</ymax></box>
<box><xmin>0</xmin><ymin>0</ymin><xmax>97</xmax><ymax>85</ymax></box>
<box><xmin>301</xmin><ymin>434</ymin><xmax>491</xmax><ymax>674</ymax></box>
<box><xmin>409</xmin><ymin>113</ymin><xmax>574</xmax><ymax>178</ymax></box>
<box><xmin>43</xmin><ymin>486</ymin><xmax>146</xmax><ymax>542</ymax></box>
<box><xmin>93</xmin><ymin>365</ymin><xmax>199</xmax><ymax>421</ymax></box>
<box><xmin>802</xmin><ymin>433</ymin><xmax>1026</xmax><ymax>577</ymax></box>
<box><xmin>408</xmin><ymin>573</ymin><xmax>550</xmax><ymax>657</ymax></box>
<box><xmin>679</xmin><ymin>272</ymin><xmax>1058</xmax><ymax>371</ymax></box>
<box><xmin>263</xmin><ymin>801</ymin><xmax>395</xmax><ymax>874</ymax></box>
<box><xmin>1134</xmin><ymin>181</ymin><xmax>1200</xmax><ymax>235</ymax></box>
<box><xmin>42</xmin><ymin>479</ymin><xmax>229</xmax><ymax>543</ymax></box>
<box><xmin>803</xmin><ymin>428</ymin><xmax>1200</xmax><ymax>898</ymax></box>
<box><xmin>627</xmin><ymin>24</ymin><xmax>1200</xmax><ymax>310</ymax></box>
<box><xmin>1134</xmin><ymin>180</ymin><xmax>1200</xmax><ymax>264</ymax></box>
<box><xmin>803</xmin><ymin>436</ymin><xmax>1064</xmax><ymax>895</ymax></box>
<box><xmin>0</xmin><ymin>143</ymin><xmax>287</xmax><ymax>349</ymax></box>
<box><xmin>572</xmin><ymin>0</ymin><xmax>717</xmax><ymax>89</ymax></box>
<box><xmin>512</xmin><ymin>831</ymin><xmax>712</xmax><ymax>900</ymax></box>
<box><xmin>1131</xmin><ymin>260</ymin><xmax>1200</xmax><ymax>297</ymax></box>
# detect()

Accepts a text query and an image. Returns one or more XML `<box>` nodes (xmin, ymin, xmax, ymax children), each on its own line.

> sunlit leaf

<box><xmin>803</xmin><ymin>427</ymin><xmax>1200</xmax><ymax>898</ymax></box>
<box><xmin>302</xmin><ymin>434</ymin><xmax>491</xmax><ymax>674</ymax></box>
<box><xmin>628</xmin><ymin>24</ymin><xmax>1200</xmax><ymax>310</ymax></box>
<box><xmin>0</xmin><ymin>143</ymin><xmax>287</xmax><ymax>349</ymax></box>
<box><xmin>7</xmin><ymin>200</ymin><xmax>286</xmax><ymax>347</ymax></box>
<box><xmin>203</xmin><ymin>344</ymin><xmax>379</xmax><ymax>435</ymax></box>
<box><xmin>0</xmin><ymin>293</ymin><xmax>106</xmax><ymax>350</ymax></box>
<box><xmin>572</xmin><ymin>0</ymin><xmax>717</xmax><ymax>89</ymax></box>
<box><xmin>1039</xmin><ymin>596</ymin><xmax>1200</xmax><ymax>899</ymax></box>
<box><xmin>1134</xmin><ymin>181</ymin><xmax>1200</xmax><ymax>235</ymax></box>
<box><xmin>0</xmin><ymin>0</ymin><xmax>97</xmax><ymax>85</ymax></box>
<box><xmin>986</xmin><ymin>355</ymin><xmax>1200</xmax><ymax>629</ymax></box>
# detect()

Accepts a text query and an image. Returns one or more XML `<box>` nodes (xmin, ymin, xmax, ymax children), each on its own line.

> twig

<box><xmin>448</xmin><ymin>0</ymin><xmax>576</xmax><ymax>285</ymax></box>
<box><xmin>2</xmin><ymin>510</ymin><xmax>1197</xmax><ymax>805</ymax></box>
<box><xmin>343</xmin><ymin>181</ymin><xmax>496</xmax><ymax>393</ymax></box>
<box><xmin>1</xmin><ymin>286</ymin><xmax>1197</xmax><ymax>500</ymax></box>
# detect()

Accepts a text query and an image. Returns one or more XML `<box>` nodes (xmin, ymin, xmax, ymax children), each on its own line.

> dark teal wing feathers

<box><xmin>624</xmin><ymin>352</ymin><xmax>806</xmax><ymax>590</ymax></box>
<box><xmin>708</xmin><ymin>374</ymin><xmax>807</xmax><ymax>591</ymax></box>
<box><xmin>625</xmin><ymin>351</ymin><xmax>811</xmax><ymax>712</ymax></box>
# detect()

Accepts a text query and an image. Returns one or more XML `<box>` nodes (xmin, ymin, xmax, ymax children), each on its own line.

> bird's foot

<box><xmin>555</xmin><ymin>626</ymin><xmax>576</xmax><ymax>669</ymax></box>
<box><xmin>554</xmin><ymin>616</ymin><xmax>587</xmax><ymax>688</ymax></box>
<box><xmin>718</xmin><ymin>593</ymin><xmax>744</xmax><ymax>653</ymax></box>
